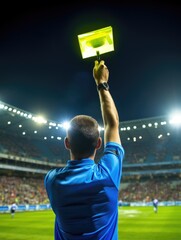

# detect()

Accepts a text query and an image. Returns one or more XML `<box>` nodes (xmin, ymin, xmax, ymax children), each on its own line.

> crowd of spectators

<box><xmin>0</xmin><ymin>131</ymin><xmax>68</xmax><ymax>163</ymax></box>
<box><xmin>0</xmin><ymin>175</ymin><xmax>49</xmax><ymax>205</ymax></box>
<box><xmin>0</xmin><ymin>130</ymin><xmax>181</xmax><ymax>165</ymax></box>
<box><xmin>0</xmin><ymin>175</ymin><xmax>180</xmax><ymax>206</ymax></box>
<box><xmin>0</xmin><ymin>127</ymin><xmax>180</xmax><ymax>206</ymax></box>
<box><xmin>119</xmin><ymin>179</ymin><xmax>181</xmax><ymax>202</ymax></box>
<box><xmin>123</xmin><ymin>136</ymin><xmax>181</xmax><ymax>164</ymax></box>
<box><xmin>0</xmin><ymin>132</ymin><xmax>44</xmax><ymax>160</ymax></box>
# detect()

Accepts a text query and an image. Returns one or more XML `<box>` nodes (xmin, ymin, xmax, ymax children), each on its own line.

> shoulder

<box><xmin>104</xmin><ymin>142</ymin><xmax>125</xmax><ymax>157</ymax></box>
<box><xmin>44</xmin><ymin>167</ymin><xmax>66</xmax><ymax>185</ymax></box>
<box><xmin>44</xmin><ymin>169</ymin><xmax>57</xmax><ymax>184</ymax></box>
<box><xmin>98</xmin><ymin>142</ymin><xmax>124</xmax><ymax>169</ymax></box>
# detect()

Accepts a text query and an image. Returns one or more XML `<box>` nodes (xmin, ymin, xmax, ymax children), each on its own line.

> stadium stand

<box><xmin>0</xmin><ymin>100</ymin><xmax>180</xmax><ymax>207</ymax></box>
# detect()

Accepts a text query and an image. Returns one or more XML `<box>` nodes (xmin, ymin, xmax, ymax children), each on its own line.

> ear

<box><xmin>96</xmin><ymin>137</ymin><xmax>102</xmax><ymax>150</ymax></box>
<box><xmin>64</xmin><ymin>137</ymin><xmax>71</xmax><ymax>150</ymax></box>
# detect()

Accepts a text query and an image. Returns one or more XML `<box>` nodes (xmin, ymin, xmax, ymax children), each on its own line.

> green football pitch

<box><xmin>0</xmin><ymin>206</ymin><xmax>180</xmax><ymax>240</ymax></box>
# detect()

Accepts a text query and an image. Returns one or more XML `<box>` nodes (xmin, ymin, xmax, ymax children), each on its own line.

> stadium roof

<box><xmin>0</xmin><ymin>100</ymin><xmax>180</xmax><ymax>144</ymax></box>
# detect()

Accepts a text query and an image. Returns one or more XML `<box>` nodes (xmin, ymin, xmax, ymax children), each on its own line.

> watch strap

<box><xmin>97</xmin><ymin>82</ymin><xmax>109</xmax><ymax>91</ymax></box>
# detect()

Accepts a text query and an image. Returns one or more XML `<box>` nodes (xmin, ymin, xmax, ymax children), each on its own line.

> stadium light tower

<box><xmin>78</xmin><ymin>26</ymin><xmax>114</xmax><ymax>61</ymax></box>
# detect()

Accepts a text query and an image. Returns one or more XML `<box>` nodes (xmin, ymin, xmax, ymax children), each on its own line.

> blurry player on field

<box><xmin>10</xmin><ymin>202</ymin><xmax>18</xmax><ymax>218</ymax></box>
<box><xmin>153</xmin><ymin>198</ymin><xmax>159</xmax><ymax>213</ymax></box>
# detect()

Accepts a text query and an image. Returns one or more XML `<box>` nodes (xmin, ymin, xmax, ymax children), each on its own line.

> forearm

<box><xmin>98</xmin><ymin>88</ymin><xmax>121</xmax><ymax>144</ymax></box>
<box><xmin>93</xmin><ymin>60</ymin><xmax>121</xmax><ymax>145</ymax></box>
<box><xmin>98</xmin><ymin>89</ymin><xmax>119</xmax><ymax>126</ymax></box>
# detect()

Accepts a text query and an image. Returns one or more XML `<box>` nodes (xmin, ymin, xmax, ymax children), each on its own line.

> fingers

<box><xmin>94</xmin><ymin>60</ymin><xmax>108</xmax><ymax>74</ymax></box>
<box><xmin>94</xmin><ymin>60</ymin><xmax>105</xmax><ymax>66</ymax></box>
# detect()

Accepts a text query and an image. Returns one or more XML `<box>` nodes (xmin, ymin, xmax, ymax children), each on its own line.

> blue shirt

<box><xmin>44</xmin><ymin>142</ymin><xmax>124</xmax><ymax>240</ymax></box>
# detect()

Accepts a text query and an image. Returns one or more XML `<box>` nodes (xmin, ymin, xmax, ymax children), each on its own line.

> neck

<box><xmin>70</xmin><ymin>152</ymin><xmax>96</xmax><ymax>161</ymax></box>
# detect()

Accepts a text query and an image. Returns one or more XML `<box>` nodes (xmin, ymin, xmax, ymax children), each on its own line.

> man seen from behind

<box><xmin>44</xmin><ymin>60</ymin><xmax>125</xmax><ymax>240</ymax></box>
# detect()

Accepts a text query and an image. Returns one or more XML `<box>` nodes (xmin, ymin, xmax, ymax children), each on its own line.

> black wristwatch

<box><xmin>97</xmin><ymin>82</ymin><xmax>109</xmax><ymax>91</ymax></box>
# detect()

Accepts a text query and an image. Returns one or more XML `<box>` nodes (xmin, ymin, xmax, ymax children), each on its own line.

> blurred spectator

<box><xmin>0</xmin><ymin>176</ymin><xmax>49</xmax><ymax>205</ymax></box>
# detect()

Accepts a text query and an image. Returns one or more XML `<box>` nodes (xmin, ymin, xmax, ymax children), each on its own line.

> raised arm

<box><xmin>93</xmin><ymin>60</ymin><xmax>121</xmax><ymax>145</ymax></box>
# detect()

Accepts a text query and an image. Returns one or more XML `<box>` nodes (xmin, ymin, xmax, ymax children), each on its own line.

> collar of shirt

<box><xmin>67</xmin><ymin>159</ymin><xmax>94</xmax><ymax>167</ymax></box>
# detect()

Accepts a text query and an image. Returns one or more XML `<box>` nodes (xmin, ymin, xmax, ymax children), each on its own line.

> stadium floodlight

<box><xmin>32</xmin><ymin>116</ymin><xmax>47</xmax><ymax>124</ymax></box>
<box><xmin>169</xmin><ymin>110</ymin><xmax>181</xmax><ymax>126</ymax></box>
<box><xmin>78</xmin><ymin>26</ymin><xmax>114</xmax><ymax>60</ymax></box>
<box><xmin>98</xmin><ymin>126</ymin><xmax>104</xmax><ymax>132</ymax></box>
<box><xmin>62</xmin><ymin>121</ymin><xmax>70</xmax><ymax>130</ymax></box>
<box><xmin>0</xmin><ymin>103</ymin><xmax>4</xmax><ymax>109</ymax></box>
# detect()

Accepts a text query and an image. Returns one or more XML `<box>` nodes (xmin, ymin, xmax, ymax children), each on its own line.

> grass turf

<box><xmin>0</xmin><ymin>206</ymin><xmax>180</xmax><ymax>240</ymax></box>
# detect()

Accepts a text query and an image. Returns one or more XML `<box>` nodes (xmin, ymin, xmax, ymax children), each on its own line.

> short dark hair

<box><xmin>67</xmin><ymin>115</ymin><xmax>100</xmax><ymax>158</ymax></box>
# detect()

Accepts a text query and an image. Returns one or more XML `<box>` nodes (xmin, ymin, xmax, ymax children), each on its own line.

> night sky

<box><xmin>0</xmin><ymin>1</ymin><xmax>181</xmax><ymax>124</ymax></box>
